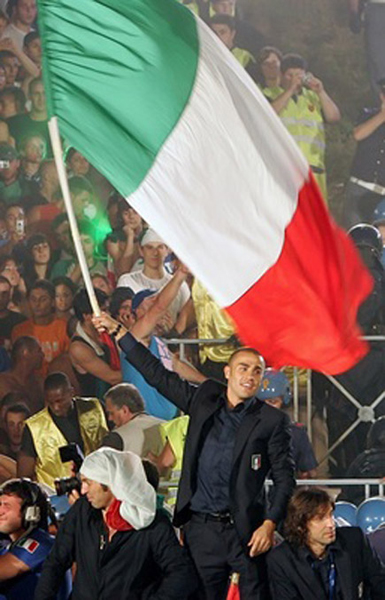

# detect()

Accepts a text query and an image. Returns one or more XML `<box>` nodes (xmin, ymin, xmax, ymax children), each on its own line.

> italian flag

<box><xmin>38</xmin><ymin>0</ymin><xmax>372</xmax><ymax>374</ymax></box>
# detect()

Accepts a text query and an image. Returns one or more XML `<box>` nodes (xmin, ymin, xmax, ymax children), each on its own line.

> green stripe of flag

<box><xmin>38</xmin><ymin>0</ymin><xmax>200</xmax><ymax>196</ymax></box>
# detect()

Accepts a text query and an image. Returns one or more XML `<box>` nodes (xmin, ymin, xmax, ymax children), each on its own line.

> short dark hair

<box><xmin>26</xmin><ymin>232</ymin><xmax>49</xmax><ymax>252</ymax></box>
<box><xmin>258</xmin><ymin>46</ymin><xmax>283</xmax><ymax>65</ymax></box>
<box><xmin>104</xmin><ymin>383</ymin><xmax>145</xmax><ymax>413</ymax></box>
<box><xmin>0</xmin><ymin>479</ymin><xmax>50</xmax><ymax>531</ymax></box>
<box><xmin>44</xmin><ymin>371</ymin><xmax>72</xmax><ymax>393</ymax></box>
<box><xmin>23</xmin><ymin>31</ymin><xmax>40</xmax><ymax>48</ymax></box>
<box><xmin>11</xmin><ymin>336</ymin><xmax>40</xmax><ymax>364</ymax></box>
<box><xmin>53</xmin><ymin>276</ymin><xmax>78</xmax><ymax>296</ymax></box>
<box><xmin>284</xmin><ymin>487</ymin><xmax>334</xmax><ymax>547</ymax></box>
<box><xmin>73</xmin><ymin>288</ymin><xmax>108</xmax><ymax>322</ymax></box>
<box><xmin>281</xmin><ymin>53</ymin><xmax>307</xmax><ymax>74</ymax></box>
<box><xmin>209</xmin><ymin>14</ymin><xmax>236</xmax><ymax>30</ymax></box>
<box><xmin>5</xmin><ymin>403</ymin><xmax>30</xmax><ymax>420</ymax></box>
<box><xmin>228</xmin><ymin>347</ymin><xmax>265</xmax><ymax>368</ymax></box>
<box><xmin>28</xmin><ymin>279</ymin><xmax>55</xmax><ymax>300</ymax></box>
<box><xmin>109</xmin><ymin>287</ymin><xmax>135</xmax><ymax>318</ymax></box>
<box><xmin>0</xmin><ymin>391</ymin><xmax>27</xmax><ymax>410</ymax></box>
<box><xmin>68</xmin><ymin>175</ymin><xmax>94</xmax><ymax>198</ymax></box>
<box><xmin>0</xmin><ymin>87</ymin><xmax>26</xmax><ymax>114</ymax></box>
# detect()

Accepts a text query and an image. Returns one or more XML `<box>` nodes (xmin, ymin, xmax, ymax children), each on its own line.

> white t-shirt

<box><xmin>117</xmin><ymin>270</ymin><xmax>190</xmax><ymax>323</ymax></box>
<box><xmin>1</xmin><ymin>23</ymin><xmax>34</xmax><ymax>51</ymax></box>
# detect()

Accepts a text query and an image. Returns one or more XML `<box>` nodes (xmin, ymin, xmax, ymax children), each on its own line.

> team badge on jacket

<box><xmin>251</xmin><ymin>454</ymin><xmax>261</xmax><ymax>471</ymax></box>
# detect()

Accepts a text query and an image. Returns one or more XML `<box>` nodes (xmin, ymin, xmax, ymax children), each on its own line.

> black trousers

<box><xmin>183</xmin><ymin>514</ymin><xmax>271</xmax><ymax>600</ymax></box>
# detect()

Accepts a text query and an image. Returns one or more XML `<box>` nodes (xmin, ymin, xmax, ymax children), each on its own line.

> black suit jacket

<box><xmin>267</xmin><ymin>527</ymin><xmax>385</xmax><ymax>600</ymax></box>
<box><xmin>120</xmin><ymin>334</ymin><xmax>295</xmax><ymax>549</ymax></box>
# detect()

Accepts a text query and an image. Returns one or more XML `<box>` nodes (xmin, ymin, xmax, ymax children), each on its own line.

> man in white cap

<box><xmin>35</xmin><ymin>447</ymin><xmax>197</xmax><ymax>600</ymax></box>
<box><xmin>117</xmin><ymin>228</ymin><xmax>190</xmax><ymax>323</ymax></box>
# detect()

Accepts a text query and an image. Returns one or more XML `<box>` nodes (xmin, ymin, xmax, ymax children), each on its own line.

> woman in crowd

<box><xmin>0</xmin><ymin>254</ymin><xmax>26</xmax><ymax>311</ymax></box>
<box><xmin>53</xmin><ymin>276</ymin><xmax>77</xmax><ymax>322</ymax></box>
<box><xmin>257</xmin><ymin>46</ymin><xmax>283</xmax><ymax>97</ymax></box>
<box><xmin>22</xmin><ymin>233</ymin><xmax>53</xmax><ymax>290</ymax></box>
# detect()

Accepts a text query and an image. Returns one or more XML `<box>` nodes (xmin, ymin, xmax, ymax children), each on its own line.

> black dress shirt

<box><xmin>190</xmin><ymin>395</ymin><xmax>254</xmax><ymax>513</ymax></box>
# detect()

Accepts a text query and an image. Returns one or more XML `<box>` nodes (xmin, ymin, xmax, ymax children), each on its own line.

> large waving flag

<box><xmin>38</xmin><ymin>0</ymin><xmax>372</xmax><ymax>374</ymax></box>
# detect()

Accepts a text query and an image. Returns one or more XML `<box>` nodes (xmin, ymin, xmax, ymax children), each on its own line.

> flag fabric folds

<box><xmin>38</xmin><ymin>0</ymin><xmax>373</xmax><ymax>374</ymax></box>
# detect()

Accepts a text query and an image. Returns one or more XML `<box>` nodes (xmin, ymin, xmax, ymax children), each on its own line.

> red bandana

<box><xmin>105</xmin><ymin>499</ymin><xmax>134</xmax><ymax>531</ymax></box>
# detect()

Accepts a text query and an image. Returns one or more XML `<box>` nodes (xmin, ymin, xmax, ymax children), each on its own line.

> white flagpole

<box><xmin>48</xmin><ymin>116</ymin><xmax>101</xmax><ymax>317</ymax></box>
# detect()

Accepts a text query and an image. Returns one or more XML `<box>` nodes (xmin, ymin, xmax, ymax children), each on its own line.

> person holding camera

<box><xmin>35</xmin><ymin>447</ymin><xmax>197</xmax><ymax>600</ymax></box>
<box><xmin>17</xmin><ymin>371</ymin><xmax>108</xmax><ymax>489</ymax></box>
<box><xmin>266</xmin><ymin>53</ymin><xmax>341</xmax><ymax>201</ymax></box>
<box><xmin>0</xmin><ymin>478</ymin><xmax>71</xmax><ymax>599</ymax></box>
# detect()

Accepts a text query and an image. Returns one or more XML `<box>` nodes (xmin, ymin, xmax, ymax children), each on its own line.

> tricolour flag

<box><xmin>38</xmin><ymin>0</ymin><xmax>372</xmax><ymax>374</ymax></box>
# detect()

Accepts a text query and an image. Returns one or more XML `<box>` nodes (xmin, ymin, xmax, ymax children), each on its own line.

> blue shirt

<box><xmin>121</xmin><ymin>336</ymin><xmax>178</xmax><ymax>421</ymax></box>
<box><xmin>0</xmin><ymin>528</ymin><xmax>71</xmax><ymax>600</ymax></box>
<box><xmin>190</xmin><ymin>396</ymin><xmax>254</xmax><ymax>513</ymax></box>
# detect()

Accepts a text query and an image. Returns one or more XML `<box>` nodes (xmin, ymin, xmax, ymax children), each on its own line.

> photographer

<box><xmin>35</xmin><ymin>448</ymin><xmax>197</xmax><ymax>600</ymax></box>
<box><xmin>267</xmin><ymin>53</ymin><xmax>340</xmax><ymax>201</ymax></box>
<box><xmin>0</xmin><ymin>478</ymin><xmax>71</xmax><ymax>599</ymax></box>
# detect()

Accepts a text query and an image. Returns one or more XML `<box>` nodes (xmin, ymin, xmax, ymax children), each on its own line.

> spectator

<box><xmin>0</xmin><ymin>143</ymin><xmax>23</xmax><ymax>206</ymax></box>
<box><xmin>105</xmin><ymin>197</ymin><xmax>145</xmax><ymax>277</ymax></box>
<box><xmin>64</xmin><ymin>147</ymin><xmax>112</xmax><ymax>203</ymax></box>
<box><xmin>0</xmin><ymin>254</ymin><xmax>26</xmax><ymax>310</ymax></box>
<box><xmin>7</xmin><ymin>76</ymin><xmax>52</xmax><ymax>157</ymax></box>
<box><xmin>90</xmin><ymin>272</ymin><xmax>113</xmax><ymax>297</ymax></box>
<box><xmin>0</xmin><ymin>86</ymin><xmax>25</xmax><ymax>118</ymax></box>
<box><xmin>101</xmin><ymin>382</ymin><xmax>165</xmax><ymax>456</ymax></box>
<box><xmin>267</xmin><ymin>487</ymin><xmax>385</xmax><ymax>599</ymax></box>
<box><xmin>23</xmin><ymin>233</ymin><xmax>53</xmax><ymax>290</ymax></box>
<box><xmin>3</xmin><ymin>0</ymin><xmax>36</xmax><ymax>52</ymax></box>
<box><xmin>19</xmin><ymin>132</ymin><xmax>46</xmax><ymax>187</ymax></box>
<box><xmin>35</xmin><ymin>447</ymin><xmax>197</xmax><ymax>600</ymax></box>
<box><xmin>339</xmin><ymin>417</ymin><xmax>385</xmax><ymax>505</ymax></box>
<box><xmin>17</xmin><ymin>371</ymin><xmax>108</xmax><ymax>488</ymax></box>
<box><xmin>211</xmin><ymin>0</ymin><xmax>265</xmax><ymax>57</ymax></box>
<box><xmin>0</xmin><ymin>335</ymin><xmax>44</xmax><ymax>414</ymax></box>
<box><xmin>53</xmin><ymin>276</ymin><xmax>76</xmax><ymax>322</ymax></box>
<box><xmin>39</xmin><ymin>159</ymin><xmax>59</xmax><ymax>204</ymax></box>
<box><xmin>0</xmin><ymin>49</ymin><xmax>19</xmax><ymax>87</ymax></box>
<box><xmin>51</xmin><ymin>213</ymin><xmax>74</xmax><ymax>261</ymax></box>
<box><xmin>257</xmin><ymin>46</ymin><xmax>282</xmax><ymax>95</ymax></box>
<box><xmin>268</xmin><ymin>53</ymin><xmax>341</xmax><ymax>201</ymax></box>
<box><xmin>257</xmin><ymin>368</ymin><xmax>318</xmax><ymax>478</ymax></box>
<box><xmin>11</xmin><ymin>279</ymin><xmax>70</xmax><ymax>377</ymax></box>
<box><xmin>69</xmin><ymin>287</ymin><xmax>122</xmax><ymax>398</ymax></box>
<box><xmin>343</xmin><ymin>79</ymin><xmax>385</xmax><ymax>227</ymax></box>
<box><xmin>0</xmin><ymin>273</ymin><xmax>25</xmax><ymax>349</ymax></box>
<box><xmin>209</xmin><ymin>14</ymin><xmax>257</xmax><ymax>77</ymax></box>
<box><xmin>0</xmin><ymin>35</ymin><xmax>39</xmax><ymax>83</ymax></box>
<box><xmin>1</xmin><ymin>401</ymin><xmax>29</xmax><ymax>458</ymax></box>
<box><xmin>117</xmin><ymin>228</ymin><xmax>190</xmax><ymax>324</ymax></box>
<box><xmin>23</xmin><ymin>30</ymin><xmax>40</xmax><ymax>69</ymax></box>
<box><xmin>0</xmin><ymin>478</ymin><xmax>71</xmax><ymax>600</ymax></box>
<box><xmin>109</xmin><ymin>285</ymin><xmax>135</xmax><ymax>330</ymax></box>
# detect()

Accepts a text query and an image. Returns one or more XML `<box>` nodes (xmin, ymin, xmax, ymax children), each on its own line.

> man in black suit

<box><xmin>93</xmin><ymin>313</ymin><xmax>296</xmax><ymax>599</ymax></box>
<box><xmin>267</xmin><ymin>487</ymin><xmax>385</xmax><ymax>600</ymax></box>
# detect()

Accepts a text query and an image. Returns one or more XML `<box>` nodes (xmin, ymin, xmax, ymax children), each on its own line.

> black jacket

<box><xmin>120</xmin><ymin>334</ymin><xmax>295</xmax><ymax>549</ymax></box>
<box><xmin>267</xmin><ymin>527</ymin><xmax>385</xmax><ymax>600</ymax></box>
<box><xmin>34</xmin><ymin>498</ymin><xmax>197</xmax><ymax>600</ymax></box>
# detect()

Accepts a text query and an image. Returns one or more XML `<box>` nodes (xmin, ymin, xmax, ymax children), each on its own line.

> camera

<box><xmin>54</xmin><ymin>443</ymin><xmax>84</xmax><ymax>497</ymax></box>
<box><xmin>301</xmin><ymin>72</ymin><xmax>312</xmax><ymax>87</ymax></box>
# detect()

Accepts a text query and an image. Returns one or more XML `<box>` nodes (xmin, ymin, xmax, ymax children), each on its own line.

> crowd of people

<box><xmin>0</xmin><ymin>0</ymin><xmax>384</xmax><ymax>598</ymax></box>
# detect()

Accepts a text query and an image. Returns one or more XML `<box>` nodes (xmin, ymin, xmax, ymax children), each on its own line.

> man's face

<box><xmin>45</xmin><ymin>385</ymin><xmax>73</xmax><ymax>417</ymax></box>
<box><xmin>212</xmin><ymin>0</ymin><xmax>236</xmax><ymax>15</ymax></box>
<box><xmin>264</xmin><ymin>396</ymin><xmax>284</xmax><ymax>410</ymax></box>
<box><xmin>29</xmin><ymin>287</ymin><xmax>54</xmax><ymax>319</ymax></box>
<box><xmin>211</xmin><ymin>23</ymin><xmax>235</xmax><ymax>50</ymax></box>
<box><xmin>141</xmin><ymin>243</ymin><xmax>168</xmax><ymax>269</ymax></box>
<box><xmin>281</xmin><ymin>67</ymin><xmax>305</xmax><ymax>92</ymax></box>
<box><xmin>0</xmin><ymin>93</ymin><xmax>17</xmax><ymax>119</ymax></box>
<box><xmin>105</xmin><ymin>397</ymin><xmax>131</xmax><ymax>428</ymax></box>
<box><xmin>0</xmin><ymin>494</ymin><xmax>23</xmax><ymax>535</ymax></box>
<box><xmin>29</xmin><ymin>82</ymin><xmax>46</xmax><ymax>113</ymax></box>
<box><xmin>0</xmin><ymin>158</ymin><xmax>20</xmax><ymax>183</ymax></box>
<box><xmin>26</xmin><ymin>340</ymin><xmax>44</xmax><ymax>369</ymax></box>
<box><xmin>5</xmin><ymin>206</ymin><xmax>24</xmax><ymax>235</ymax></box>
<box><xmin>5</xmin><ymin>411</ymin><xmax>26</xmax><ymax>445</ymax></box>
<box><xmin>261</xmin><ymin>52</ymin><xmax>281</xmax><ymax>80</ymax></box>
<box><xmin>117</xmin><ymin>299</ymin><xmax>136</xmax><ymax>329</ymax></box>
<box><xmin>92</xmin><ymin>276</ymin><xmax>112</xmax><ymax>297</ymax></box>
<box><xmin>81</xmin><ymin>477</ymin><xmax>114</xmax><ymax>510</ymax></box>
<box><xmin>23</xmin><ymin>136</ymin><xmax>46</xmax><ymax>163</ymax></box>
<box><xmin>80</xmin><ymin>233</ymin><xmax>94</xmax><ymax>259</ymax></box>
<box><xmin>32</xmin><ymin>241</ymin><xmax>50</xmax><ymax>265</ymax></box>
<box><xmin>54</xmin><ymin>220</ymin><xmax>73</xmax><ymax>254</ymax></box>
<box><xmin>224</xmin><ymin>351</ymin><xmax>264</xmax><ymax>401</ymax></box>
<box><xmin>15</xmin><ymin>0</ymin><xmax>37</xmax><ymax>27</ymax></box>
<box><xmin>68</xmin><ymin>151</ymin><xmax>89</xmax><ymax>176</ymax></box>
<box><xmin>25</xmin><ymin>37</ymin><xmax>41</xmax><ymax>64</ymax></box>
<box><xmin>0</xmin><ymin>280</ymin><xmax>11</xmax><ymax>311</ymax></box>
<box><xmin>2</xmin><ymin>57</ymin><xmax>20</xmax><ymax>85</ymax></box>
<box><xmin>306</xmin><ymin>504</ymin><xmax>336</xmax><ymax>550</ymax></box>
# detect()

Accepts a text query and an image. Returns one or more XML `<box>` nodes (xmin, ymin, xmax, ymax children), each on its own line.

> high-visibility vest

<box><xmin>27</xmin><ymin>398</ymin><xmax>108</xmax><ymax>488</ymax></box>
